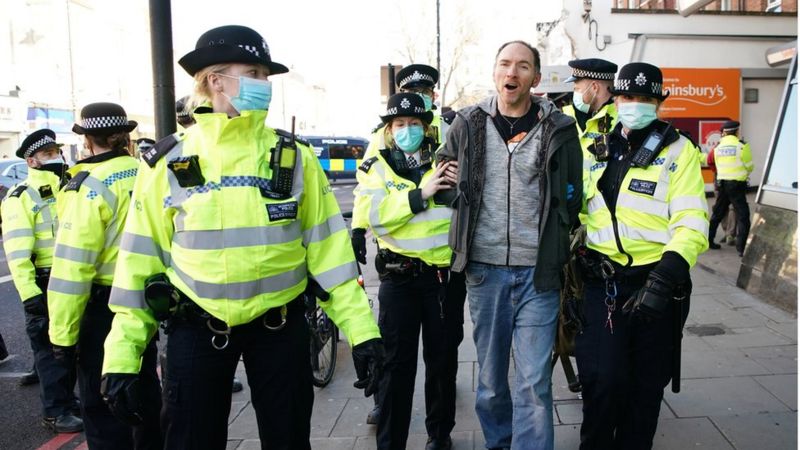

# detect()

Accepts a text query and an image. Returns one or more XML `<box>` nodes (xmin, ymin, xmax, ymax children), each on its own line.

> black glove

<box><xmin>351</xmin><ymin>228</ymin><xmax>367</xmax><ymax>265</ymax></box>
<box><xmin>23</xmin><ymin>294</ymin><xmax>47</xmax><ymax>316</ymax></box>
<box><xmin>101</xmin><ymin>373</ymin><xmax>144</xmax><ymax>426</ymax></box>
<box><xmin>351</xmin><ymin>338</ymin><xmax>384</xmax><ymax>397</ymax></box>
<box><xmin>52</xmin><ymin>344</ymin><xmax>77</xmax><ymax>365</ymax></box>
<box><xmin>622</xmin><ymin>270</ymin><xmax>675</xmax><ymax>322</ymax></box>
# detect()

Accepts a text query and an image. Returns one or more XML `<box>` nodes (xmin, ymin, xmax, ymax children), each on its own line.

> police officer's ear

<box><xmin>208</xmin><ymin>72</ymin><xmax>225</xmax><ymax>93</ymax></box>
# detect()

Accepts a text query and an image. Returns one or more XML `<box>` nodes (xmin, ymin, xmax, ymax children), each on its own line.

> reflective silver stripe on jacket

<box><xmin>379</xmin><ymin>232</ymin><xmax>450</xmax><ymax>251</ymax></box>
<box><xmin>25</xmin><ymin>186</ymin><xmax>54</xmax><ymax>226</ymax></box>
<box><xmin>303</xmin><ymin>215</ymin><xmax>347</xmax><ymax>246</ymax></box>
<box><xmin>48</xmin><ymin>277</ymin><xmax>92</xmax><ymax>295</ymax></box>
<box><xmin>172</xmin><ymin>263</ymin><xmax>307</xmax><ymax>300</ymax></box>
<box><xmin>173</xmin><ymin>223</ymin><xmax>302</xmax><ymax>250</ymax></box>
<box><xmin>7</xmin><ymin>249</ymin><xmax>32</xmax><ymax>261</ymax></box>
<box><xmin>588</xmin><ymin>223</ymin><xmax>671</xmax><ymax>245</ymax></box>
<box><xmin>312</xmin><ymin>261</ymin><xmax>359</xmax><ymax>291</ymax></box>
<box><xmin>109</xmin><ymin>286</ymin><xmax>147</xmax><ymax>309</ymax></box>
<box><xmin>54</xmin><ymin>244</ymin><xmax>98</xmax><ymax>264</ymax></box>
<box><xmin>616</xmin><ymin>192</ymin><xmax>668</xmax><ymax>217</ymax></box>
<box><xmin>669</xmin><ymin>216</ymin><xmax>709</xmax><ymax>236</ymax></box>
<box><xmin>3</xmin><ymin>228</ymin><xmax>34</xmax><ymax>240</ymax></box>
<box><xmin>33</xmin><ymin>239</ymin><xmax>55</xmax><ymax>249</ymax></box>
<box><xmin>119</xmin><ymin>232</ymin><xmax>171</xmax><ymax>266</ymax></box>
<box><xmin>669</xmin><ymin>196</ymin><xmax>708</xmax><ymax>215</ymax></box>
<box><xmin>654</xmin><ymin>138</ymin><xmax>688</xmax><ymax>201</ymax></box>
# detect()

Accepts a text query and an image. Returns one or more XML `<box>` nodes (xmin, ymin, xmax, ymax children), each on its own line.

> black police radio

<box><xmin>269</xmin><ymin>117</ymin><xmax>298</xmax><ymax>196</ymax></box>
<box><xmin>630</xmin><ymin>124</ymin><xmax>672</xmax><ymax>168</ymax></box>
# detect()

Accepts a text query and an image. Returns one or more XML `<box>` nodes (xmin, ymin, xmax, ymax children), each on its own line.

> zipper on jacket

<box><xmin>506</xmin><ymin>151</ymin><xmax>512</xmax><ymax>266</ymax></box>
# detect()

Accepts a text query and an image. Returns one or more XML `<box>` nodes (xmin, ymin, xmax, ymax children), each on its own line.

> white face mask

<box><xmin>40</xmin><ymin>157</ymin><xmax>64</xmax><ymax>165</ymax></box>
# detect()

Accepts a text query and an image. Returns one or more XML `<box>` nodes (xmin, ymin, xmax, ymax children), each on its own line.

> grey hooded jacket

<box><xmin>436</xmin><ymin>94</ymin><xmax>582</xmax><ymax>291</ymax></box>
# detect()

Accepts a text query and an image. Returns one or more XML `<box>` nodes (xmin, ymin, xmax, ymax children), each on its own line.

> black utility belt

<box><xmin>577</xmin><ymin>247</ymin><xmax>655</xmax><ymax>285</ymax></box>
<box><xmin>172</xmin><ymin>290</ymin><xmax>304</xmax><ymax>349</ymax></box>
<box><xmin>376</xmin><ymin>249</ymin><xmax>448</xmax><ymax>276</ymax></box>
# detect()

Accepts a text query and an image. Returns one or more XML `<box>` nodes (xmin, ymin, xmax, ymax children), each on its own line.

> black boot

<box><xmin>366</xmin><ymin>404</ymin><xmax>380</xmax><ymax>425</ymax></box>
<box><xmin>232</xmin><ymin>376</ymin><xmax>243</xmax><ymax>393</ymax></box>
<box><xmin>426</xmin><ymin>436</ymin><xmax>453</xmax><ymax>450</ymax></box>
<box><xmin>19</xmin><ymin>366</ymin><xmax>39</xmax><ymax>386</ymax></box>
<box><xmin>42</xmin><ymin>413</ymin><xmax>83</xmax><ymax>433</ymax></box>
<box><xmin>708</xmin><ymin>241</ymin><xmax>721</xmax><ymax>250</ymax></box>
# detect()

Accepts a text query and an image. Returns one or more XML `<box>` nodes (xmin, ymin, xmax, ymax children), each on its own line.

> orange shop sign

<box><xmin>660</xmin><ymin>68</ymin><xmax>740</xmax><ymax>121</ymax></box>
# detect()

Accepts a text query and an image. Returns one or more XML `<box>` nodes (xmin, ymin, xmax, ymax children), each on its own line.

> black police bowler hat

<box><xmin>72</xmin><ymin>102</ymin><xmax>137</xmax><ymax>136</ymax></box>
<box><xmin>396</xmin><ymin>64</ymin><xmax>439</xmax><ymax>90</ymax></box>
<box><xmin>721</xmin><ymin>120</ymin><xmax>740</xmax><ymax>131</ymax></box>
<box><xmin>380</xmin><ymin>93</ymin><xmax>434</xmax><ymax>124</ymax></box>
<box><xmin>566</xmin><ymin>58</ymin><xmax>618</xmax><ymax>83</ymax></box>
<box><xmin>609</xmin><ymin>62</ymin><xmax>669</xmax><ymax>101</ymax></box>
<box><xmin>179</xmin><ymin>25</ymin><xmax>289</xmax><ymax>76</ymax></box>
<box><xmin>16</xmin><ymin>128</ymin><xmax>62</xmax><ymax>159</ymax></box>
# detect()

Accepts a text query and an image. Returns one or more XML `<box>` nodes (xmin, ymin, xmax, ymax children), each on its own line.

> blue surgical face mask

<box><xmin>617</xmin><ymin>102</ymin><xmax>658</xmax><ymax>130</ymax></box>
<box><xmin>219</xmin><ymin>74</ymin><xmax>272</xmax><ymax>113</ymax></box>
<box><xmin>393</xmin><ymin>125</ymin><xmax>425</xmax><ymax>153</ymax></box>
<box><xmin>41</xmin><ymin>158</ymin><xmax>64</xmax><ymax>166</ymax></box>
<box><xmin>419</xmin><ymin>93</ymin><xmax>433</xmax><ymax>112</ymax></box>
<box><xmin>572</xmin><ymin>86</ymin><xmax>595</xmax><ymax>114</ymax></box>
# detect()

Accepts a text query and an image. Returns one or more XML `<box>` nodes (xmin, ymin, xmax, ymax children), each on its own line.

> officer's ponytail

<box><xmin>86</xmin><ymin>132</ymin><xmax>131</xmax><ymax>155</ymax></box>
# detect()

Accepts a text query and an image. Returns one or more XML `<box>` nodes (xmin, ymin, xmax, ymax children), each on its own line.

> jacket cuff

<box><xmin>408</xmin><ymin>189</ymin><xmax>427</xmax><ymax>214</ymax></box>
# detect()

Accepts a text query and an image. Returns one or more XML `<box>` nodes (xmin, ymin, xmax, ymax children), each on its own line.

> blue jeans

<box><xmin>465</xmin><ymin>263</ymin><xmax>559</xmax><ymax>450</ymax></box>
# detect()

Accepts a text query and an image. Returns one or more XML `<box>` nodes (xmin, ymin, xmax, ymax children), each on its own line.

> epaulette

<box><xmin>370</xmin><ymin>122</ymin><xmax>385</xmax><ymax>134</ymax></box>
<box><xmin>275</xmin><ymin>128</ymin><xmax>309</xmax><ymax>146</ymax></box>
<box><xmin>9</xmin><ymin>185</ymin><xmax>27</xmax><ymax>198</ymax></box>
<box><xmin>359</xmin><ymin>156</ymin><xmax>379</xmax><ymax>173</ymax></box>
<box><xmin>64</xmin><ymin>171</ymin><xmax>90</xmax><ymax>192</ymax></box>
<box><xmin>677</xmin><ymin>129</ymin><xmax>700</xmax><ymax>150</ymax></box>
<box><xmin>142</xmin><ymin>133</ymin><xmax>181</xmax><ymax>168</ymax></box>
<box><xmin>441</xmin><ymin>110</ymin><xmax>457</xmax><ymax>125</ymax></box>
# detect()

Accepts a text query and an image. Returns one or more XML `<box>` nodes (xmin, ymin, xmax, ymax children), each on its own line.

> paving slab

<box><xmin>651</xmin><ymin>417</ymin><xmax>734</xmax><ymax>450</ymax></box>
<box><xmin>681</xmin><ymin>348</ymin><xmax>770</xmax><ymax>379</ymax></box>
<box><xmin>701</xmin><ymin>326</ymin><xmax>793</xmax><ymax>349</ymax></box>
<box><xmin>746</xmin><ymin>345</ymin><xmax>798</xmax><ymax>375</ymax></box>
<box><xmin>664</xmin><ymin>376</ymin><xmax>790</xmax><ymax>417</ymax></box>
<box><xmin>753</xmin><ymin>374</ymin><xmax>798</xmax><ymax>410</ymax></box>
<box><xmin>311</xmin><ymin>397</ymin><xmax>348</xmax><ymax>438</ymax></box>
<box><xmin>711</xmin><ymin>411</ymin><xmax>797</xmax><ymax>450</ymax></box>
<box><xmin>330</xmin><ymin>397</ymin><xmax>377</xmax><ymax>438</ymax></box>
<box><xmin>309</xmin><ymin>437</ymin><xmax>357</xmax><ymax>450</ymax></box>
<box><xmin>228</xmin><ymin>403</ymin><xmax>259</xmax><ymax>440</ymax></box>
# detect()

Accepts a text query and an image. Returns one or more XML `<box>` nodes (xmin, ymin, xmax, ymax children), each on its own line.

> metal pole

<box><xmin>387</xmin><ymin>63</ymin><xmax>396</xmax><ymax>96</ymax></box>
<box><xmin>436</xmin><ymin>0</ymin><xmax>441</xmax><ymax>90</ymax></box>
<box><xmin>149</xmin><ymin>0</ymin><xmax>176</xmax><ymax>139</ymax></box>
<box><xmin>65</xmin><ymin>0</ymin><xmax>77</xmax><ymax>115</ymax></box>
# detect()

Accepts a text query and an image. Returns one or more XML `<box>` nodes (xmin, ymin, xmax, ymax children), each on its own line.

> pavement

<box><xmin>223</xmin><ymin>225</ymin><xmax>798</xmax><ymax>450</ymax></box>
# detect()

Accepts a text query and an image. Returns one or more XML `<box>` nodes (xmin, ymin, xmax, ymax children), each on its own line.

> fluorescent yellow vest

<box><xmin>713</xmin><ymin>134</ymin><xmax>753</xmax><ymax>181</ymax></box>
<box><xmin>1</xmin><ymin>168</ymin><xmax>62</xmax><ymax>301</ymax></box>
<box><xmin>102</xmin><ymin>109</ymin><xmax>379</xmax><ymax>374</ymax></box>
<box><xmin>584</xmin><ymin>133</ymin><xmax>709</xmax><ymax>267</ymax></box>
<box><xmin>48</xmin><ymin>153</ymin><xmax>138</xmax><ymax>346</ymax></box>
<box><xmin>354</xmin><ymin>152</ymin><xmax>452</xmax><ymax>266</ymax></box>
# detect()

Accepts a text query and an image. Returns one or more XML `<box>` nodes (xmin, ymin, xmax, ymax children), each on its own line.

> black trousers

<box><xmin>375</xmin><ymin>269</ymin><xmax>466</xmax><ymax>450</ymax></box>
<box><xmin>162</xmin><ymin>298</ymin><xmax>313</xmax><ymax>450</ymax></box>
<box><xmin>78</xmin><ymin>289</ymin><xmax>162</xmax><ymax>450</ymax></box>
<box><xmin>26</xmin><ymin>274</ymin><xmax>77</xmax><ymax>418</ymax></box>
<box><xmin>709</xmin><ymin>180</ymin><xmax>750</xmax><ymax>254</ymax></box>
<box><xmin>574</xmin><ymin>278</ymin><xmax>690</xmax><ymax>450</ymax></box>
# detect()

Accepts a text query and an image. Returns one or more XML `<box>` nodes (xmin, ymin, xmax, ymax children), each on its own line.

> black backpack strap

<box><xmin>64</xmin><ymin>171</ymin><xmax>90</xmax><ymax>192</ymax></box>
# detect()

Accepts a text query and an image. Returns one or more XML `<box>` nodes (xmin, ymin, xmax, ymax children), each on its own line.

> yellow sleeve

<box><xmin>741</xmin><ymin>142</ymin><xmax>754</xmax><ymax>174</ymax></box>
<box><xmin>1</xmin><ymin>191</ymin><xmax>40</xmax><ymax>301</ymax></box>
<box><xmin>300</xmin><ymin>146</ymin><xmax>380</xmax><ymax>347</ymax></box>
<box><xmin>355</xmin><ymin>161</ymin><xmax>419</xmax><ymax>236</ymax></box>
<box><xmin>103</xmin><ymin>160</ymin><xmax>171</xmax><ymax>374</ymax></box>
<box><xmin>48</xmin><ymin>182</ymin><xmax>112</xmax><ymax>346</ymax></box>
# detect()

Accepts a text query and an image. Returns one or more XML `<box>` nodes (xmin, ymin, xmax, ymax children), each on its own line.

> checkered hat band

<box><xmin>572</xmin><ymin>69</ymin><xmax>615</xmax><ymax>80</ymax></box>
<box><xmin>615</xmin><ymin>79</ymin><xmax>664</xmax><ymax>95</ymax></box>
<box><xmin>177</xmin><ymin>111</ymin><xmax>191</xmax><ymax>118</ymax></box>
<box><xmin>81</xmin><ymin>116</ymin><xmax>128</xmax><ymax>130</ymax></box>
<box><xmin>399</xmin><ymin>73</ymin><xmax>434</xmax><ymax>87</ymax></box>
<box><xmin>24</xmin><ymin>135</ymin><xmax>56</xmax><ymax>157</ymax></box>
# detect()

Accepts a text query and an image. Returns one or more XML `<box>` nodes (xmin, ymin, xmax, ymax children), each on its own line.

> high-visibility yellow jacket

<box><xmin>47</xmin><ymin>152</ymin><xmax>138</xmax><ymax>346</ymax></box>
<box><xmin>583</xmin><ymin>124</ymin><xmax>709</xmax><ymax>267</ymax></box>
<box><xmin>713</xmin><ymin>134</ymin><xmax>753</xmax><ymax>181</ymax></box>
<box><xmin>1</xmin><ymin>168</ymin><xmax>63</xmax><ymax>301</ymax></box>
<box><xmin>354</xmin><ymin>113</ymin><xmax>446</xmax><ymax>230</ymax></box>
<box><xmin>354</xmin><ymin>151</ymin><xmax>451</xmax><ymax>266</ymax></box>
<box><xmin>563</xmin><ymin>103</ymin><xmax>618</xmax><ymax>223</ymax></box>
<box><xmin>102</xmin><ymin>109</ymin><xmax>379</xmax><ymax>374</ymax></box>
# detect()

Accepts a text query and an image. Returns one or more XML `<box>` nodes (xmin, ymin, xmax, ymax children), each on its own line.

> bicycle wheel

<box><xmin>309</xmin><ymin>306</ymin><xmax>337</xmax><ymax>387</ymax></box>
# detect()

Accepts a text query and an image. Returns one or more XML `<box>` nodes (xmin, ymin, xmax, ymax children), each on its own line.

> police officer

<box><xmin>1</xmin><ymin>129</ymin><xmax>82</xmax><ymax>433</ymax></box>
<box><xmin>100</xmin><ymin>25</ymin><xmax>383</xmax><ymax>449</ymax></box>
<box><xmin>352</xmin><ymin>64</ymin><xmax>459</xmax><ymax>427</ymax></box>
<box><xmin>562</xmin><ymin>58</ymin><xmax>618</xmax><ymax>209</ymax></box>
<box><xmin>707</xmin><ymin>120</ymin><xmax>753</xmax><ymax>256</ymax></box>
<box><xmin>355</xmin><ymin>93</ymin><xmax>465</xmax><ymax>450</ymax></box>
<box><xmin>575</xmin><ymin>62</ymin><xmax>709</xmax><ymax>450</ymax></box>
<box><xmin>47</xmin><ymin>103</ymin><xmax>162</xmax><ymax>449</ymax></box>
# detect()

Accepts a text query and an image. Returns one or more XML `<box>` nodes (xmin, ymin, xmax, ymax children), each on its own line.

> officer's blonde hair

<box><xmin>191</xmin><ymin>63</ymin><xmax>233</xmax><ymax>110</ymax></box>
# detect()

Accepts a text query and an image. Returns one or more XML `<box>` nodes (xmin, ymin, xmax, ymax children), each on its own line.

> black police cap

<box><xmin>396</xmin><ymin>64</ymin><xmax>439</xmax><ymax>90</ymax></box>
<box><xmin>72</xmin><ymin>102</ymin><xmax>137</xmax><ymax>136</ymax></box>
<box><xmin>380</xmin><ymin>93</ymin><xmax>433</xmax><ymax>124</ymax></box>
<box><xmin>566</xmin><ymin>58</ymin><xmax>618</xmax><ymax>82</ymax></box>
<box><xmin>721</xmin><ymin>120</ymin><xmax>740</xmax><ymax>131</ymax></box>
<box><xmin>179</xmin><ymin>25</ymin><xmax>288</xmax><ymax>76</ymax></box>
<box><xmin>609</xmin><ymin>62</ymin><xmax>669</xmax><ymax>101</ymax></box>
<box><xmin>17</xmin><ymin>128</ymin><xmax>62</xmax><ymax>159</ymax></box>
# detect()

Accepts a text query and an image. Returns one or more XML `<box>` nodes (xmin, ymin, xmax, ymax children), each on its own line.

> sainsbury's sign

<box><xmin>660</xmin><ymin>68</ymin><xmax>740</xmax><ymax>121</ymax></box>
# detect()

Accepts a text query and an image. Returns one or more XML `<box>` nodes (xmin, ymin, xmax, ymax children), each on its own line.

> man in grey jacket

<box><xmin>437</xmin><ymin>40</ymin><xmax>582</xmax><ymax>450</ymax></box>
